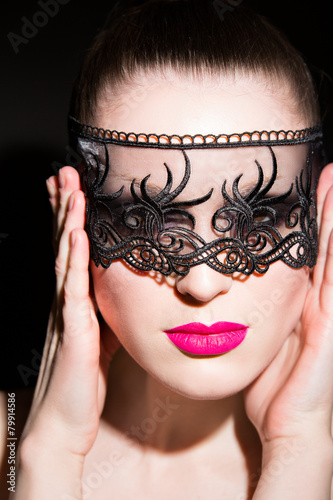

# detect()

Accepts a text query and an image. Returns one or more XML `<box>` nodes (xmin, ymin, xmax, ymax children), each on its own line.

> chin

<box><xmin>165</xmin><ymin>380</ymin><xmax>244</xmax><ymax>401</ymax></box>
<box><xmin>149</xmin><ymin>362</ymin><xmax>254</xmax><ymax>401</ymax></box>
<box><xmin>175</xmin><ymin>387</ymin><xmax>241</xmax><ymax>401</ymax></box>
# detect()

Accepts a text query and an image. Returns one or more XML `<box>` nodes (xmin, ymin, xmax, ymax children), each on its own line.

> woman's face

<box><xmin>90</xmin><ymin>72</ymin><xmax>311</xmax><ymax>399</ymax></box>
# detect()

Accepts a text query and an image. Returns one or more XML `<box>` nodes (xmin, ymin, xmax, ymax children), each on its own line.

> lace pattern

<box><xmin>81</xmin><ymin>144</ymin><xmax>319</xmax><ymax>276</ymax></box>
<box><xmin>69</xmin><ymin>116</ymin><xmax>323</xmax><ymax>150</ymax></box>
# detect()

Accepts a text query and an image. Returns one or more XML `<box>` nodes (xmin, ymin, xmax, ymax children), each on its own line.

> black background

<box><xmin>1</xmin><ymin>0</ymin><xmax>332</xmax><ymax>389</ymax></box>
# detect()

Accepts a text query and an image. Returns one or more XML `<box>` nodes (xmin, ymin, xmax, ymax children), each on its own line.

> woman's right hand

<box><xmin>14</xmin><ymin>167</ymin><xmax>119</xmax><ymax>500</ymax></box>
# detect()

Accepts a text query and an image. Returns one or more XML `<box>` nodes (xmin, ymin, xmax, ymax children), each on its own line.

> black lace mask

<box><xmin>68</xmin><ymin>116</ymin><xmax>324</xmax><ymax>276</ymax></box>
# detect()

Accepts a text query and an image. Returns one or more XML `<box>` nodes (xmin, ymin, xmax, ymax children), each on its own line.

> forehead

<box><xmin>97</xmin><ymin>70</ymin><xmax>307</xmax><ymax>136</ymax></box>
<box><xmin>95</xmin><ymin>71</ymin><xmax>309</xmax><ymax>194</ymax></box>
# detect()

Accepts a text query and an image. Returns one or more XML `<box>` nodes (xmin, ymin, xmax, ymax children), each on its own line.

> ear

<box><xmin>316</xmin><ymin>163</ymin><xmax>333</xmax><ymax>230</ymax></box>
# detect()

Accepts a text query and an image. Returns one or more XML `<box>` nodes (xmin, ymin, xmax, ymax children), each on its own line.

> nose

<box><xmin>175</xmin><ymin>264</ymin><xmax>232</xmax><ymax>302</ymax></box>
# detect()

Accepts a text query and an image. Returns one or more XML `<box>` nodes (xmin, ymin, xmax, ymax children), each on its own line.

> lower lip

<box><xmin>165</xmin><ymin>322</ymin><xmax>248</xmax><ymax>356</ymax></box>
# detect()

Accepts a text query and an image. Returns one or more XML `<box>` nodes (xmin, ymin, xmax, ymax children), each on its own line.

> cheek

<box><xmin>226</xmin><ymin>265</ymin><xmax>310</xmax><ymax>386</ymax></box>
<box><xmin>91</xmin><ymin>264</ymin><xmax>134</xmax><ymax>324</ymax></box>
<box><xmin>90</xmin><ymin>262</ymin><xmax>170</xmax><ymax>367</ymax></box>
<box><xmin>245</xmin><ymin>264</ymin><xmax>309</xmax><ymax>343</ymax></box>
<box><xmin>90</xmin><ymin>262</ymin><xmax>162</xmax><ymax>336</ymax></box>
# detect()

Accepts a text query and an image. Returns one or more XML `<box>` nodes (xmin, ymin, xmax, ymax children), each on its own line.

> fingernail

<box><xmin>68</xmin><ymin>194</ymin><xmax>75</xmax><ymax>211</ymax></box>
<box><xmin>59</xmin><ymin>170</ymin><xmax>65</xmax><ymax>189</ymax></box>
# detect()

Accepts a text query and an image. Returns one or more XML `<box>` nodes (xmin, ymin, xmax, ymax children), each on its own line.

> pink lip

<box><xmin>165</xmin><ymin>322</ymin><xmax>248</xmax><ymax>356</ymax></box>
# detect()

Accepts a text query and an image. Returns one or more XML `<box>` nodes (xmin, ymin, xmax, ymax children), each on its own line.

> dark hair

<box><xmin>69</xmin><ymin>0</ymin><xmax>320</xmax><ymax>126</ymax></box>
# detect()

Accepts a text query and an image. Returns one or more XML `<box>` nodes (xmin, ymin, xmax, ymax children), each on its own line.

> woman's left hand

<box><xmin>244</xmin><ymin>163</ymin><xmax>333</xmax><ymax>497</ymax></box>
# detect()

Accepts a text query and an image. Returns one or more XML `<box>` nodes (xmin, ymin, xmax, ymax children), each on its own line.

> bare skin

<box><xmin>4</xmin><ymin>73</ymin><xmax>333</xmax><ymax>499</ymax></box>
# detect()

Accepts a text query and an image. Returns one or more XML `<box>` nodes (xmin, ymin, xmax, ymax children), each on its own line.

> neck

<box><xmin>102</xmin><ymin>348</ymin><xmax>260</xmax><ymax>458</ymax></box>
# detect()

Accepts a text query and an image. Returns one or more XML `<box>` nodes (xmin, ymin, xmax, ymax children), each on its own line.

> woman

<box><xmin>12</xmin><ymin>1</ymin><xmax>333</xmax><ymax>498</ymax></box>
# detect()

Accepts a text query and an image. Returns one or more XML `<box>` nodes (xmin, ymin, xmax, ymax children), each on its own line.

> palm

<box><xmin>25</xmin><ymin>167</ymin><xmax>120</xmax><ymax>458</ymax></box>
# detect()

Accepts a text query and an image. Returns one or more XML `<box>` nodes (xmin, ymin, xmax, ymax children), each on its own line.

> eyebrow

<box><xmin>111</xmin><ymin>171</ymin><xmax>292</xmax><ymax>201</ymax></box>
<box><xmin>229</xmin><ymin>171</ymin><xmax>295</xmax><ymax>200</ymax></box>
<box><xmin>117</xmin><ymin>176</ymin><xmax>163</xmax><ymax>197</ymax></box>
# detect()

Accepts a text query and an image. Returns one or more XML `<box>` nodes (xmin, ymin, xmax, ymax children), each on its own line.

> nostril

<box><xmin>175</xmin><ymin>264</ymin><xmax>233</xmax><ymax>302</ymax></box>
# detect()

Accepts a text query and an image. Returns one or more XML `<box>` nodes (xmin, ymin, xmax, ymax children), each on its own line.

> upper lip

<box><xmin>165</xmin><ymin>322</ymin><xmax>248</xmax><ymax>335</ymax></box>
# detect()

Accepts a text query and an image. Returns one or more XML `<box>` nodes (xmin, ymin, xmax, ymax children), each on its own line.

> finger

<box><xmin>33</xmin><ymin>190</ymin><xmax>86</xmax><ymax>409</ymax></box>
<box><xmin>55</xmin><ymin>167</ymin><xmax>82</xmax><ymax>248</ymax></box>
<box><xmin>55</xmin><ymin>189</ymin><xmax>86</xmax><ymax>296</ymax></box>
<box><xmin>316</xmin><ymin>163</ymin><xmax>333</xmax><ymax>225</ymax></box>
<box><xmin>46</xmin><ymin>176</ymin><xmax>59</xmax><ymax>214</ymax></box>
<box><xmin>62</xmin><ymin>228</ymin><xmax>93</xmax><ymax>341</ymax></box>
<box><xmin>34</xmin><ymin>178</ymin><xmax>85</xmax><ymax>407</ymax></box>
<box><xmin>319</xmin><ymin>228</ymin><xmax>333</xmax><ymax>318</ymax></box>
<box><xmin>47</xmin><ymin>229</ymin><xmax>101</xmax><ymax>440</ymax></box>
<box><xmin>46</xmin><ymin>176</ymin><xmax>61</xmax><ymax>254</ymax></box>
<box><xmin>31</xmin><ymin>229</ymin><xmax>101</xmax><ymax>457</ymax></box>
<box><xmin>313</xmin><ymin>182</ymin><xmax>333</xmax><ymax>289</ymax></box>
<box><xmin>34</xmin><ymin>225</ymin><xmax>90</xmax><ymax>406</ymax></box>
<box><xmin>29</xmin><ymin>295</ymin><xmax>63</xmax><ymax>417</ymax></box>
